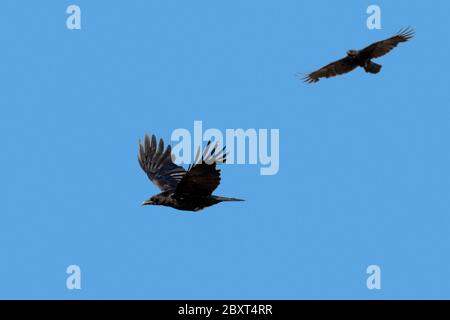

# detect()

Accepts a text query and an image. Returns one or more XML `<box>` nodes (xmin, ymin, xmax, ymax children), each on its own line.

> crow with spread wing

<box><xmin>302</xmin><ymin>27</ymin><xmax>414</xmax><ymax>83</ymax></box>
<box><xmin>138</xmin><ymin>133</ymin><xmax>243</xmax><ymax>212</ymax></box>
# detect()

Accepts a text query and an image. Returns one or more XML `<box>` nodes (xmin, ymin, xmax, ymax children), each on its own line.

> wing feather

<box><xmin>361</xmin><ymin>27</ymin><xmax>414</xmax><ymax>59</ymax></box>
<box><xmin>175</xmin><ymin>142</ymin><xmax>226</xmax><ymax>196</ymax></box>
<box><xmin>303</xmin><ymin>56</ymin><xmax>358</xmax><ymax>83</ymax></box>
<box><xmin>138</xmin><ymin>133</ymin><xmax>186</xmax><ymax>192</ymax></box>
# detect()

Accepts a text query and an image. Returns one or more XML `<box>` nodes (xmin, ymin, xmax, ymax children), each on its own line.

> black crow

<box><xmin>138</xmin><ymin>133</ymin><xmax>244</xmax><ymax>212</ymax></box>
<box><xmin>303</xmin><ymin>27</ymin><xmax>414</xmax><ymax>83</ymax></box>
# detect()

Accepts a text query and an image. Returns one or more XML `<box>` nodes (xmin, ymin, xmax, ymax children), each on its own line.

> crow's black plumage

<box><xmin>138</xmin><ymin>133</ymin><xmax>243</xmax><ymax>212</ymax></box>
<box><xmin>303</xmin><ymin>27</ymin><xmax>414</xmax><ymax>83</ymax></box>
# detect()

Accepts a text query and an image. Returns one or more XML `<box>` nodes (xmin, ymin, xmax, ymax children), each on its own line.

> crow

<box><xmin>302</xmin><ymin>27</ymin><xmax>414</xmax><ymax>83</ymax></box>
<box><xmin>138</xmin><ymin>133</ymin><xmax>244</xmax><ymax>212</ymax></box>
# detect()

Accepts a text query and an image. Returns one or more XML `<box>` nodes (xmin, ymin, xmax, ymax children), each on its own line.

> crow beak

<box><xmin>142</xmin><ymin>200</ymin><xmax>154</xmax><ymax>206</ymax></box>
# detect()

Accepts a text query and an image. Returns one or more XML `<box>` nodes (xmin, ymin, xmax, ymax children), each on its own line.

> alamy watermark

<box><xmin>170</xmin><ymin>121</ymin><xmax>279</xmax><ymax>176</ymax></box>
<box><xmin>66</xmin><ymin>265</ymin><xmax>81</xmax><ymax>290</ymax></box>
<box><xmin>66</xmin><ymin>5</ymin><xmax>81</xmax><ymax>30</ymax></box>
<box><xmin>366</xmin><ymin>265</ymin><xmax>381</xmax><ymax>290</ymax></box>
<box><xmin>367</xmin><ymin>5</ymin><xmax>382</xmax><ymax>30</ymax></box>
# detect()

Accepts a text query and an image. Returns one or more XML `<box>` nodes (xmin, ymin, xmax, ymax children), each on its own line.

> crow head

<box><xmin>142</xmin><ymin>195</ymin><xmax>165</xmax><ymax>206</ymax></box>
<box><xmin>347</xmin><ymin>50</ymin><xmax>359</xmax><ymax>57</ymax></box>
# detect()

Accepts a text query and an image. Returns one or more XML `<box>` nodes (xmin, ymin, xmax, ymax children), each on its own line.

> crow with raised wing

<box><xmin>303</xmin><ymin>27</ymin><xmax>414</xmax><ymax>83</ymax></box>
<box><xmin>138</xmin><ymin>134</ymin><xmax>243</xmax><ymax>212</ymax></box>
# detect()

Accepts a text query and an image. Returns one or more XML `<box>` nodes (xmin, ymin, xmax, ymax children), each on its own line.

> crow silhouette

<box><xmin>138</xmin><ymin>134</ymin><xmax>244</xmax><ymax>212</ymax></box>
<box><xmin>303</xmin><ymin>27</ymin><xmax>414</xmax><ymax>83</ymax></box>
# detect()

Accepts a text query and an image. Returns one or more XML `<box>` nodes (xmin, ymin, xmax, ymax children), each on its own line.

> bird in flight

<box><xmin>302</xmin><ymin>27</ymin><xmax>414</xmax><ymax>83</ymax></box>
<box><xmin>138</xmin><ymin>133</ymin><xmax>244</xmax><ymax>212</ymax></box>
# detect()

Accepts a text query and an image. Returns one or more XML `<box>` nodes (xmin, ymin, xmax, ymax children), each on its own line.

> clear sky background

<box><xmin>1</xmin><ymin>0</ymin><xmax>449</xmax><ymax>299</ymax></box>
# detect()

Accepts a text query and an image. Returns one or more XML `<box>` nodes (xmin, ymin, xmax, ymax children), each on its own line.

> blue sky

<box><xmin>0</xmin><ymin>0</ymin><xmax>449</xmax><ymax>299</ymax></box>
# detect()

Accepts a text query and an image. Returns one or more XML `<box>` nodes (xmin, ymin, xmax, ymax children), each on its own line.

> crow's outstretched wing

<box><xmin>138</xmin><ymin>133</ymin><xmax>186</xmax><ymax>192</ymax></box>
<box><xmin>360</xmin><ymin>27</ymin><xmax>414</xmax><ymax>59</ymax></box>
<box><xmin>303</xmin><ymin>56</ymin><xmax>358</xmax><ymax>83</ymax></box>
<box><xmin>175</xmin><ymin>141</ymin><xmax>226</xmax><ymax>196</ymax></box>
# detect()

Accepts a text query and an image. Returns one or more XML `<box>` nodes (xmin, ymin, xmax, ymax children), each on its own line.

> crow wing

<box><xmin>175</xmin><ymin>142</ymin><xmax>226</xmax><ymax>196</ymax></box>
<box><xmin>138</xmin><ymin>133</ymin><xmax>186</xmax><ymax>192</ymax></box>
<box><xmin>303</xmin><ymin>56</ymin><xmax>358</xmax><ymax>83</ymax></box>
<box><xmin>360</xmin><ymin>27</ymin><xmax>414</xmax><ymax>59</ymax></box>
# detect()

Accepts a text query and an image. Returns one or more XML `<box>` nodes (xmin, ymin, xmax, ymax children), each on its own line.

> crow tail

<box><xmin>215</xmin><ymin>196</ymin><xmax>245</xmax><ymax>202</ymax></box>
<box><xmin>364</xmin><ymin>61</ymin><xmax>382</xmax><ymax>74</ymax></box>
